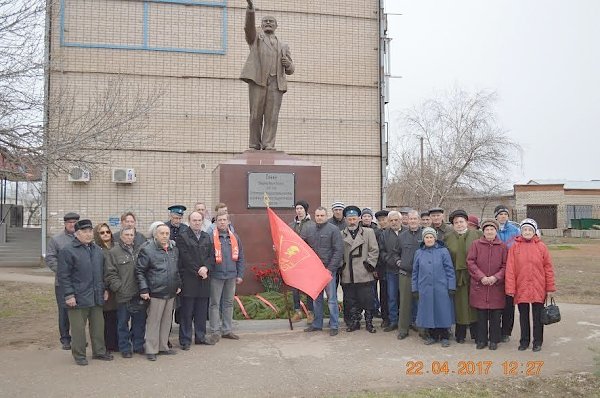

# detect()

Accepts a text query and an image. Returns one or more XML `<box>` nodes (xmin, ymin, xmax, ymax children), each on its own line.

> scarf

<box><xmin>213</xmin><ymin>228</ymin><xmax>239</xmax><ymax>264</ymax></box>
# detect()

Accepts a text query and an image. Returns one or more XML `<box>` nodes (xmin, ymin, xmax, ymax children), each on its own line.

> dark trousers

<box><xmin>116</xmin><ymin>303</ymin><xmax>146</xmax><ymax>353</ymax></box>
<box><xmin>342</xmin><ymin>282</ymin><xmax>376</xmax><ymax>321</ymax></box>
<box><xmin>103</xmin><ymin>310</ymin><xmax>118</xmax><ymax>351</ymax></box>
<box><xmin>292</xmin><ymin>288</ymin><xmax>314</xmax><ymax>312</ymax></box>
<box><xmin>179</xmin><ymin>296</ymin><xmax>209</xmax><ymax>346</ymax></box>
<box><xmin>455</xmin><ymin>322</ymin><xmax>477</xmax><ymax>341</ymax></box>
<box><xmin>476</xmin><ymin>309</ymin><xmax>502</xmax><ymax>344</ymax></box>
<box><xmin>378</xmin><ymin>278</ymin><xmax>389</xmax><ymax>322</ymax></box>
<box><xmin>371</xmin><ymin>281</ymin><xmax>380</xmax><ymax>313</ymax></box>
<box><xmin>501</xmin><ymin>295</ymin><xmax>515</xmax><ymax>337</ymax></box>
<box><xmin>338</xmin><ymin>272</ymin><xmax>351</xmax><ymax>325</ymax></box>
<box><xmin>54</xmin><ymin>285</ymin><xmax>71</xmax><ymax>344</ymax></box>
<box><xmin>518</xmin><ymin>302</ymin><xmax>544</xmax><ymax>347</ymax></box>
<box><xmin>429</xmin><ymin>328</ymin><xmax>449</xmax><ymax>340</ymax></box>
<box><xmin>68</xmin><ymin>306</ymin><xmax>106</xmax><ymax>360</ymax></box>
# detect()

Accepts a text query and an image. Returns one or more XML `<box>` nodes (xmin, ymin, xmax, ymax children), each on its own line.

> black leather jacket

<box><xmin>136</xmin><ymin>239</ymin><xmax>181</xmax><ymax>299</ymax></box>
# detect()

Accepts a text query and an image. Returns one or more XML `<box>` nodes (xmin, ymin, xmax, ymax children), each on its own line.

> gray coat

<box><xmin>45</xmin><ymin>229</ymin><xmax>75</xmax><ymax>286</ymax></box>
<box><xmin>57</xmin><ymin>239</ymin><xmax>105</xmax><ymax>308</ymax></box>
<box><xmin>113</xmin><ymin>230</ymin><xmax>146</xmax><ymax>253</ymax></box>
<box><xmin>104</xmin><ymin>241</ymin><xmax>139</xmax><ymax>304</ymax></box>
<box><xmin>341</xmin><ymin>226</ymin><xmax>379</xmax><ymax>284</ymax></box>
<box><xmin>328</xmin><ymin>216</ymin><xmax>346</xmax><ymax>231</ymax></box>
<box><xmin>434</xmin><ymin>223</ymin><xmax>453</xmax><ymax>242</ymax></box>
<box><xmin>304</xmin><ymin>221</ymin><xmax>344</xmax><ymax>272</ymax></box>
<box><xmin>398</xmin><ymin>227</ymin><xmax>423</xmax><ymax>274</ymax></box>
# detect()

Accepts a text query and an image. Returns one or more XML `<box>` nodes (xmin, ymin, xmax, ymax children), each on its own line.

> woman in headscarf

<box><xmin>412</xmin><ymin>227</ymin><xmax>456</xmax><ymax>347</ymax></box>
<box><xmin>467</xmin><ymin>219</ymin><xmax>507</xmax><ymax>350</ymax></box>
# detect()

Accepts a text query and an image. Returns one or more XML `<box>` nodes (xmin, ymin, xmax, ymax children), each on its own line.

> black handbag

<box><xmin>541</xmin><ymin>296</ymin><xmax>561</xmax><ymax>325</ymax></box>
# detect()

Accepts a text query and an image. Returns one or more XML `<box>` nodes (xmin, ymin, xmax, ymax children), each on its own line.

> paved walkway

<box><xmin>1</xmin><ymin>267</ymin><xmax>599</xmax><ymax>397</ymax></box>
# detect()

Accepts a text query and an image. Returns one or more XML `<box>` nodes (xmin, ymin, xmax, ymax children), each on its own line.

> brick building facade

<box><xmin>46</xmin><ymin>0</ymin><xmax>383</xmax><ymax>234</ymax></box>
<box><xmin>514</xmin><ymin>180</ymin><xmax>600</xmax><ymax>229</ymax></box>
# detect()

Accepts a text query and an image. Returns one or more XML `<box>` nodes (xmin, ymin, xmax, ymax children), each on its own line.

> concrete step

<box><xmin>1</xmin><ymin>228</ymin><xmax>43</xmax><ymax>267</ymax></box>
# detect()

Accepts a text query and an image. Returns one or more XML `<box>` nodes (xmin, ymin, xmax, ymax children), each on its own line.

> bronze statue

<box><xmin>240</xmin><ymin>0</ymin><xmax>295</xmax><ymax>150</ymax></box>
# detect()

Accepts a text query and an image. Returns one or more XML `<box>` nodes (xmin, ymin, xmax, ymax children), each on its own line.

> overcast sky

<box><xmin>385</xmin><ymin>0</ymin><xmax>600</xmax><ymax>184</ymax></box>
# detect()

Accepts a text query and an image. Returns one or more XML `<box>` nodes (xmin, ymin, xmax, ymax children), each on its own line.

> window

<box><xmin>60</xmin><ymin>0</ymin><xmax>228</xmax><ymax>54</ymax></box>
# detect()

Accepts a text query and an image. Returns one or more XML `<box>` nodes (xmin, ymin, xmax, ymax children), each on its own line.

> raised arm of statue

<box><xmin>245</xmin><ymin>0</ymin><xmax>256</xmax><ymax>45</ymax></box>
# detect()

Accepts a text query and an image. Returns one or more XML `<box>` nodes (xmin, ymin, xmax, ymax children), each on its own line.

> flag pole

<box><xmin>264</xmin><ymin>193</ymin><xmax>293</xmax><ymax>330</ymax></box>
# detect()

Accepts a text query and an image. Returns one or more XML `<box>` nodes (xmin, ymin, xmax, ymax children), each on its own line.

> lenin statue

<box><xmin>240</xmin><ymin>0</ymin><xmax>295</xmax><ymax>151</ymax></box>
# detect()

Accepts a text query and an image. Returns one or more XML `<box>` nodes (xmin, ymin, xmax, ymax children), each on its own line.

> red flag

<box><xmin>267</xmin><ymin>208</ymin><xmax>332</xmax><ymax>300</ymax></box>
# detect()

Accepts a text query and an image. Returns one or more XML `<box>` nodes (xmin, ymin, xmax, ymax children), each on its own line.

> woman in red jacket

<box><xmin>505</xmin><ymin>218</ymin><xmax>556</xmax><ymax>352</ymax></box>
<box><xmin>467</xmin><ymin>219</ymin><xmax>507</xmax><ymax>351</ymax></box>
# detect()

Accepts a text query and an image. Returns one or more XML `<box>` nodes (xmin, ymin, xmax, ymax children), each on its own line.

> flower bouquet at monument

<box><xmin>251</xmin><ymin>262</ymin><xmax>282</xmax><ymax>292</ymax></box>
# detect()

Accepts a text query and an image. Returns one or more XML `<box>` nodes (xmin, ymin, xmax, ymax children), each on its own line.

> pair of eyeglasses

<box><xmin>100</xmin><ymin>230</ymin><xmax>111</xmax><ymax>235</ymax></box>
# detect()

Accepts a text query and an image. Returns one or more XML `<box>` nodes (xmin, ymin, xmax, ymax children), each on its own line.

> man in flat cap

<box><xmin>429</xmin><ymin>207</ymin><xmax>452</xmax><ymax>241</ymax></box>
<box><xmin>45</xmin><ymin>211</ymin><xmax>80</xmax><ymax>350</ymax></box>
<box><xmin>340</xmin><ymin>206</ymin><xmax>379</xmax><ymax>333</ymax></box>
<box><xmin>165</xmin><ymin>205</ymin><xmax>189</xmax><ymax>241</ymax></box>
<box><xmin>399</xmin><ymin>207</ymin><xmax>412</xmax><ymax>229</ymax></box>
<box><xmin>58</xmin><ymin>219</ymin><xmax>113</xmax><ymax>366</ymax></box>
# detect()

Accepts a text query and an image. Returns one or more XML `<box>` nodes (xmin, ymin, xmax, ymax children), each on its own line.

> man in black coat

<box><xmin>58</xmin><ymin>219</ymin><xmax>113</xmax><ymax>366</ymax></box>
<box><xmin>176</xmin><ymin>211</ymin><xmax>217</xmax><ymax>349</ymax></box>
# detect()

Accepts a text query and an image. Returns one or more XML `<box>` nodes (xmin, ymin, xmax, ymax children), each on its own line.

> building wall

<box><xmin>514</xmin><ymin>187</ymin><xmax>600</xmax><ymax>229</ymax></box>
<box><xmin>47</xmin><ymin>1</ymin><xmax>382</xmax><ymax>234</ymax></box>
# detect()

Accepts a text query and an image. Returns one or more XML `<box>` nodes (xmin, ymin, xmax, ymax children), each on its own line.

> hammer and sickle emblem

<box><xmin>285</xmin><ymin>245</ymin><xmax>300</xmax><ymax>257</ymax></box>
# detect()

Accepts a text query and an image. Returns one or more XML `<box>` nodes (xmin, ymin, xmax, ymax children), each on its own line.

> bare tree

<box><xmin>0</xmin><ymin>0</ymin><xmax>161</xmax><ymax>179</ymax></box>
<box><xmin>387</xmin><ymin>88</ymin><xmax>521</xmax><ymax>209</ymax></box>
<box><xmin>0</xmin><ymin>0</ymin><xmax>44</xmax><ymax>179</ymax></box>
<box><xmin>44</xmin><ymin>76</ymin><xmax>161</xmax><ymax>174</ymax></box>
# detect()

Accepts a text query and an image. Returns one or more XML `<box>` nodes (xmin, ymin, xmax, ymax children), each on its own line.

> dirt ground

<box><xmin>0</xmin><ymin>237</ymin><xmax>598</xmax><ymax>397</ymax></box>
<box><xmin>544</xmin><ymin>238</ymin><xmax>600</xmax><ymax>305</ymax></box>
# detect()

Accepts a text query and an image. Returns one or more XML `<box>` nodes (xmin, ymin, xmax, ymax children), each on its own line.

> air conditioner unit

<box><xmin>68</xmin><ymin>167</ymin><xmax>91</xmax><ymax>183</ymax></box>
<box><xmin>112</xmin><ymin>168</ymin><xmax>136</xmax><ymax>183</ymax></box>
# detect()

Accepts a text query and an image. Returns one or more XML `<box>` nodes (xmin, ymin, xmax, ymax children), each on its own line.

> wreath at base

<box><xmin>233</xmin><ymin>291</ymin><xmax>342</xmax><ymax>320</ymax></box>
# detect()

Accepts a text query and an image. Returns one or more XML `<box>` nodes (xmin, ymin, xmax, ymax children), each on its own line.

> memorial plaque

<box><xmin>247</xmin><ymin>172</ymin><xmax>295</xmax><ymax>208</ymax></box>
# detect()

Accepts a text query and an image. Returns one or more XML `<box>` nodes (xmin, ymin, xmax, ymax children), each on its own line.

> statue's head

<box><xmin>261</xmin><ymin>15</ymin><xmax>278</xmax><ymax>33</ymax></box>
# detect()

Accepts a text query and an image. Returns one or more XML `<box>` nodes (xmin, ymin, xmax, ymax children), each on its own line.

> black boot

<box><xmin>346</xmin><ymin>310</ymin><xmax>361</xmax><ymax>332</ymax></box>
<box><xmin>346</xmin><ymin>320</ymin><xmax>360</xmax><ymax>332</ymax></box>
<box><xmin>365</xmin><ymin>310</ymin><xmax>376</xmax><ymax>334</ymax></box>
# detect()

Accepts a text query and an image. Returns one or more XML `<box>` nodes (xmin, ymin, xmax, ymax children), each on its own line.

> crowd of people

<box><xmin>47</xmin><ymin>202</ymin><xmax>243</xmax><ymax>365</ymax></box>
<box><xmin>46</xmin><ymin>199</ymin><xmax>556</xmax><ymax>366</ymax></box>
<box><xmin>290</xmin><ymin>201</ymin><xmax>556</xmax><ymax>353</ymax></box>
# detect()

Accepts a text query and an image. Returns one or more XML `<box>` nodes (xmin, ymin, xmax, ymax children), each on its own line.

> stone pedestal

<box><xmin>212</xmin><ymin>150</ymin><xmax>321</xmax><ymax>295</ymax></box>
